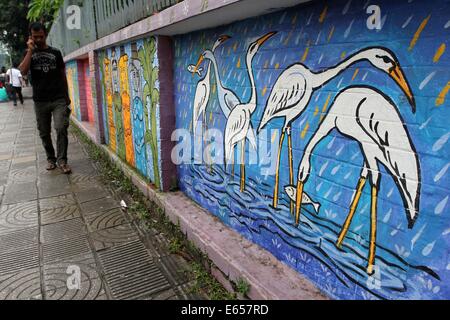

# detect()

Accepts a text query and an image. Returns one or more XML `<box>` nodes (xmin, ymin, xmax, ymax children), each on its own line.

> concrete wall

<box><xmin>173</xmin><ymin>0</ymin><xmax>449</xmax><ymax>299</ymax></box>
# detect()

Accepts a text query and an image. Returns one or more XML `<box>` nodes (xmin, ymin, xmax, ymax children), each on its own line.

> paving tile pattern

<box><xmin>0</xmin><ymin>92</ymin><xmax>205</xmax><ymax>300</ymax></box>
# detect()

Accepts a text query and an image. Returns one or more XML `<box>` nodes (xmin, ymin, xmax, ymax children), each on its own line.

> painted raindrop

<box><xmin>376</xmin><ymin>15</ymin><xmax>388</xmax><ymax>33</ymax></box>
<box><xmin>327</xmin><ymin>137</ymin><xmax>336</xmax><ymax>149</ymax></box>
<box><xmin>333</xmin><ymin>192</ymin><xmax>342</xmax><ymax>202</ymax></box>
<box><xmin>432</xmin><ymin>132</ymin><xmax>450</xmax><ymax>152</ymax></box>
<box><xmin>362</xmin><ymin>71</ymin><xmax>369</xmax><ymax>81</ymax></box>
<box><xmin>434</xmin><ymin>163</ymin><xmax>449</xmax><ymax>182</ymax></box>
<box><xmin>411</xmin><ymin>224</ymin><xmax>427</xmax><ymax>251</ymax></box>
<box><xmin>342</xmin><ymin>0</ymin><xmax>352</xmax><ymax>15</ymax></box>
<box><xmin>387</xmin><ymin>187</ymin><xmax>394</xmax><ymax>198</ymax></box>
<box><xmin>319</xmin><ymin>161</ymin><xmax>329</xmax><ymax>176</ymax></box>
<box><xmin>331</xmin><ymin>165</ymin><xmax>341</xmax><ymax>175</ymax></box>
<box><xmin>336</xmin><ymin>145</ymin><xmax>345</xmax><ymax>156</ymax></box>
<box><xmin>315</xmin><ymin>31</ymin><xmax>322</xmax><ymax>45</ymax></box>
<box><xmin>383</xmin><ymin>208</ymin><xmax>392</xmax><ymax>223</ymax></box>
<box><xmin>318</xmin><ymin>54</ymin><xmax>324</xmax><ymax>64</ymax></box>
<box><xmin>316</xmin><ymin>181</ymin><xmax>323</xmax><ymax>192</ymax></box>
<box><xmin>419</xmin><ymin>72</ymin><xmax>436</xmax><ymax>90</ymax></box>
<box><xmin>307</xmin><ymin>12</ymin><xmax>313</xmax><ymax>25</ymax></box>
<box><xmin>402</xmin><ymin>15</ymin><xmax>414</xmax><ymax>28</ymax></box>
<box><xmin>279</xmin><ymin>12</ymin><xmax>287</xmax><ymax>24</ymax></box>
<box><xmin>344</xmin><ymin>19</ymin><xmax>354</xmax><ymax>38</ymax></box>
<box><xmin>435</xmin><ymin>196</ymin><xmax>448</xmax><ymax>215</ymax></box>
<box><xmin>324</xmin><ymin>187</ymin><xmax>333</xmax><ymax>199</ymax></box>
<box><xmin>422</xmin><ymin>241</ymin><xmax>436</xmax><ymax>257</ymax></box>
<box><xmin>419</xmin><ymin>116</ymin><xmax>432</xmax><ymax>130</ymax></box>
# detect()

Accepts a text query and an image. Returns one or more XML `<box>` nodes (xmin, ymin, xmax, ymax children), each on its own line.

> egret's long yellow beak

<box><xmin>192</xmin><ymin>54</ymin><xmax>204</xmax><ymax>77</ymax></box>
<box><xmin>390</xmin><ymin>65</ymin><xmax>416</xmax><ymax>112</ymax></box>
<box><xmin>295</xmin><ymin>180</ymin><xmax>304</xmax><ymax>226</ymax></box>
<box><xmin>256</xmin><ymin>31</ymin><xmax>277</xmax><ymax>47</ymax></box>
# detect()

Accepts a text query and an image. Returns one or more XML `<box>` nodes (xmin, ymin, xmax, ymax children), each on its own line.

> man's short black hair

<box><xmin>29</xmin><ymin>22</ymin><xmax>47</xmax><ymax>35</ymax></box>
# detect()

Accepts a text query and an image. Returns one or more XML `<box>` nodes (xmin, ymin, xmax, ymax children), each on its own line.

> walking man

<box><xmin>19</xmin><ymin>22</ymin><xmax>72</xmax><ymax>174</ymax></box>
<box><xmin>6</xmin><ymin>63</ymin><xmax>24</xmax><ymax>106</ymax></box>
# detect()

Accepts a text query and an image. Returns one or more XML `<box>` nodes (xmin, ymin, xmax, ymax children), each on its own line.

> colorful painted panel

<box><xmin>174</xmin><ymin>0</ymin><xmax>450</xmax><ymax>299</ymax></box>
<box><xmin>84</xmin><ymin>61</ymin><xmax>95</xmax><ymax>124</ymax></box>
<box><xmin>98</xmin><ymin>51</ymin><xmax>110</xmax><ymax>145</ymax></box>
<box><xmin>97</xmin><ymin>37</ymin><xmax>163</xmax><ymax>189</ymax></box>
<box><xmin>66</xmin><ymin>60</ymin><xmax>81</xmax><ymax>121</ymax></box>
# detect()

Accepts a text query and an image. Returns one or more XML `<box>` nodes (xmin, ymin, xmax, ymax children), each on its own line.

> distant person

<box><xmin>6</xmin><ymin>63</ymin><xmax>24</xmax><ymax>106</ymax></box>
<box><xmin>0</xmin><ymin>66</ymin><xmax>7</xmax><ymax>88</ymax></box>
<box><xmin>19</xmin><ymin>22</ymin><xmax>72</xmax><ymax>174</ymax></box>
<box><xmin>0</xmin><ymin>68</ymin><xmax>8</xmax><ymax>102</ymax></box>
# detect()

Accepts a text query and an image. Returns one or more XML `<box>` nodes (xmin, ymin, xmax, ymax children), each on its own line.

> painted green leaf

<box><xmin>139</xmin><ymin>36</ymin><xmax>161</xmax><ymax>189</ymax></box>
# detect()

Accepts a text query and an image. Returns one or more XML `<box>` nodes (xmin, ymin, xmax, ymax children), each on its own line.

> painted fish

<box><xmin>284</xmin><ymin>185</ymin><xmax>321</xmax><ymax>213</ymax></box>
<box><xmin>187</xmin><ymin>64</ymin><xmax>203</xmax><ymax>76</ymax></box>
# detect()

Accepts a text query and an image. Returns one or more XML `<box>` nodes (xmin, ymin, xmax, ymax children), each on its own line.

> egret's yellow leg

<box><xmin>288</xmin><ymin>131</ymin><xmax>294</xmax><ymax>215</ymax></box>
<box><xmin>367</xmin><ymin>185</ymin><xmax>378</xmax><ymax>275</ymax></box>
<box><xmin>273</xmin><ymin>131</ymin><xmax>285</xmax><ymax>208</ymax></box>
<box><xmin>205</xmin><ymin>117</ymin><xmax>213</xmax><ymax>173</ymax></box>
<box><xmin>231</xmin><ymin>145</ymin><xmax>235</xmax><ymax>179</ymax></box>
<box><xmin>336</xmin><ymin>177</ymin><xmax>367</xmax><ymax>248</ymax></box>
<box><xmin>295</xmin><ymin>180</ymin><xmax>304</xmax><ymax>226</ymax></box>
<box><xmin>240</xmin><ymin>140</ymin><xmax>245</xmax><ymax>192</ymax></box>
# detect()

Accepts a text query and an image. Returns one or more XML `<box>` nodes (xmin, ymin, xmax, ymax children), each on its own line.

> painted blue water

<box><xmin>179</xmin><ymin>163</ymin><xmax>440</xmax><ymax>299</ymax></box>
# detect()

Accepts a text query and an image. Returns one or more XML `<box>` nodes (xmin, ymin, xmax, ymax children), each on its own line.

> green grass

<box><xmin>235</xmin><ymin>278</ymin><xmax>250</xmax><ymax>297</ymax></box>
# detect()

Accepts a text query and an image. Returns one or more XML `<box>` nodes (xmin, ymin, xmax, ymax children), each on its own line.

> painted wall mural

<box><xmin>174</xmin><ymin>0</ymin><xmax>450</xmax><ymax>299</ymax></box>
<box><xmin>98</xmin><ymin>37</ymin><xmax>163</xmax><ymax>189</ymax></box>
<box><xmin>66</xmin><ymin>60</ymin><xmax>81</xmax><ymax>121</ymax></box>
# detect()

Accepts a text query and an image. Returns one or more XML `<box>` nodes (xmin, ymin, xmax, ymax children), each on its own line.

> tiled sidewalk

<box><xmin>0</xmin><ymin>89</ymin><xmax>204</xmax><ymax>300</ymax></box>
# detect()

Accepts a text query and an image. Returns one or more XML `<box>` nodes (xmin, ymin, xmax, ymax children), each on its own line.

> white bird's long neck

<box><xmin>204</xmin><ymin>60</ymin><xmax>212</xmax><ymax>82</ymax></box>
<box><xmin>209</xmin><ymin>54</ymin><xmax>224</xmax><ymax>95</ymax></box>
<box><xmin>246</xmin><ymin>54</ymin><xmax>257</xmax><ymax>112</ymax></box>
<box><xmin>208</xmin><ymin>53</ymin><xmax>233</xmax><ymax>118</ymax></box>
<box><xmin>311</xmin><ymin>51</ymin><xmax>369</xmax><ymax>88</ymax></box>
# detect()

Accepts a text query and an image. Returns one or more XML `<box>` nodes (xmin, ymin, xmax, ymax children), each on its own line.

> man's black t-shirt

<box><xmin>30</xmin><ymin>46</ymin><xmax>67</xmax><ymax>102</ymax></box>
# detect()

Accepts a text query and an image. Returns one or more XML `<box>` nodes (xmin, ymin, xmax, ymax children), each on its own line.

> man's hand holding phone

<box><xmin>27</xmin><ymin>37</ymin><xmax>36</xmax><ymax>51</ymax></box>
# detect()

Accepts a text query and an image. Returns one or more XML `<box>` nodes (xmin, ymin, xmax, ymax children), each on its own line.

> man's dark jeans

<box><xmin>34</xmin><ymin>98</ymin><xmax>71</xmax><ymax>164</ymax></box>
<box><xmin>11</xmin><ymin>86</ymin><xmax>23</xmax><ymax>105</ymax></box>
